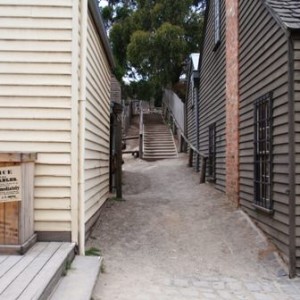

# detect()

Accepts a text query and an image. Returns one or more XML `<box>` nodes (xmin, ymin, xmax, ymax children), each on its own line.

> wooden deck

<box><xmin>0</xmin><ymin>242</ymin><xmax>75</xmax><ymax>300</ymax></box>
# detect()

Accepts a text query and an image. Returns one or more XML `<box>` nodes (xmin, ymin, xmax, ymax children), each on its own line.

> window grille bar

<box><xmin>253</xmin><ymin>92</ymin><xmax>273</xmax><ymax>211</ymax></box>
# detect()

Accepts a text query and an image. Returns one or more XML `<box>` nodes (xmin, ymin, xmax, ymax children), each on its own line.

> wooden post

<box><xmin>188</xmin><ymin>148</ymin><xmax>194</xmax><ymax>167</ymax></box>
<box><xmin>139</xmin><ymin>134</ymin><xmax>143</xmax><ymax>159</ymax></box>
<box><xmin>115</xmin><ymin>120</ymin><xmax>122</xmax><ymax>199</ymax></box>
<box><xmin>200</xmin><ymin>157</ymin><xmax>207</xmax><ymax>184</ymax></box>
<box><xmin>139</xmin><ymin>104</ymin><xmax>143</xmax><ymax>159</ymax></box>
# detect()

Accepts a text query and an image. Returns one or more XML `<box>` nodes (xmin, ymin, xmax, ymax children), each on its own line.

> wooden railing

<box><xmin>162</xmin><ymin>109</ymin><xmax>207</xmax><ymax>184</ymax></box>
<box><xmin>139</xmin><ymin>101</ymin><xmax>144</xmax><ymax>159</ymax></box>
<box><xmin>182</xmin><ymin>133</ymin><xmax>207</xmax><ymax>184</ymax></box>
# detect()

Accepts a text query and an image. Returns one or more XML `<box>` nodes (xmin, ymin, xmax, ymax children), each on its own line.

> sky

<box><xmin>99</xmin><ymin>0</ymin><xmax>108</xmax><ymax>7</ymax></box>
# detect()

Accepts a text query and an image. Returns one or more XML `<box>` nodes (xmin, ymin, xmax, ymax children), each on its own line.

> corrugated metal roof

<box><xmin>264</xmin><ymin>0</ymin><xmax>300</xmax><ymax>31</ymax></box>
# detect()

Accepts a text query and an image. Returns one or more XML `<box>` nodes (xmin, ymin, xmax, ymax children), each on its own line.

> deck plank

<box><xmin>17</xmin><ymin>242</ymin><xmax>75</xmax><ymax>300</ymax></box>
<box><xmin>0</xmin><ymin>255</ymin><xmax>9</xmax><ymax>264</ymax></box>
<box><xmin>0</xmin><ymin>255</ymin><xmax>23</xmax><ymax>278</ymax></box>
<box><xmin>0</xmin><ymin>242</ymin><xmax>48</xmax><ymax>294</ymax></box>
<box><xmin>0</xmin><ymin>242</ymin><xmax>62</xmax><ymax>299</ymax></box>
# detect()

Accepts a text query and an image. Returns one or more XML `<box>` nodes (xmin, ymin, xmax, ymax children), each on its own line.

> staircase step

<box><xmin>49</xmin><ymin>256</ymin><xmax>101</xmax><ymax>300</ymax></box>
<box><xmin>0</xmin><ymin>242</ymin><xmax>75</xmax><ymax>300</ymax></box>
<box><xmin>144</xmin><ymin>141</ymin><xmax>174</xmax><ymax>143</ymax></box>
<box><xmin>144</xmin><ymin>135</ymin><xmax>173</xmax><ymax>138</ymax></box>
<box><xmin>144</xmin><ymin>133</ymin><xmax>170</xmax><ymax>135</ymax></box>
<box><xmin>144</xmin><ymin>140</ymin><xmax>174</xmax><ymax>143</ymax></box>
<box><xmin>143</xmin><ymin>155</ymin><xmax>177</xmax><ymax>160</ymax></box>
<box><xmin>144</xmin><ymin>146</ymin><xmax>176</xmax><ymax>149</ymax></box>
<box><xmin>142</xmin><ymin>113</ymin><xmax>177</xmax><ymax>161</ymax></box>
<box><xmin>145</xmin><ymin>150</ymin><xmax>177</xmax><ymax>155</ymax></box>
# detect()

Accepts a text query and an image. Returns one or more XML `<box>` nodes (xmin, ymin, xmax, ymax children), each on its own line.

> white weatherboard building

<box><xmin>0</xmin><ymin>0</ymin><xmax>115</xmax><ymax>253</ymax></box>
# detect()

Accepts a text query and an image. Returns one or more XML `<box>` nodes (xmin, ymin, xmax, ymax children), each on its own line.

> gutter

<box><xmin>287</xmin><ymin>32</ymin><xmax>296</xmax><ymax>278</ymax></box>
<box><xmin>78</xmin><ymin>0</ymin><xmax>88</xmax><ymax>255</ymax></box>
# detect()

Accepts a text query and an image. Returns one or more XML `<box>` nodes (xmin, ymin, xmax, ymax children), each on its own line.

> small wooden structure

<box><xmin>0</xmin><ymin>153</ymin><xmax>36</xmax><ymax>254</ymax></box>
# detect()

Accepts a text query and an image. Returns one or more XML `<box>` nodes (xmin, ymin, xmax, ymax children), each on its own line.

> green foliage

<box><xmin>85</xmin><ymin>247</ymin><xmax>102</xmax><ymax>256</ymax></box>
<box><xmin>100</xmin><ymin>0</ymin><xmax>205</xmax><ymax>102</ymax></box>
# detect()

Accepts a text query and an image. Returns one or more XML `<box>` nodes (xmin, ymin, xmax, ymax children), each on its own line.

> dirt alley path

<box><xmin>87</xmin><ymin>153</ymin><xmax>300</xmax><ymax>300</ymax></box>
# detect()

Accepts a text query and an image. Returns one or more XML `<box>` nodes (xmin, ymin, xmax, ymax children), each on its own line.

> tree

<box><xmin>100</xmin><ymin>0</ymin><xmax>205</xmax><ymax>102</ymax></box>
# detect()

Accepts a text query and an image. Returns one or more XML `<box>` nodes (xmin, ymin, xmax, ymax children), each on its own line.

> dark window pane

<box><xmin>254</xmin><ymin>92</ymin><xmax>273</xmax><ymax>210</ymax></box>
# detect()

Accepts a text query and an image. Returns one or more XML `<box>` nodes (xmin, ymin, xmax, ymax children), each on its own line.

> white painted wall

<box><xmin>0</xmin><ymin>1</ymin><xmax>73</xmax><ymax>232</ymax></box>
<box><xmin>84</xmin><ymin>12</ymin><xmax>111</xmax><ymax>224</ymax></box>
<box><xmin>0</xmin><ymin>1</ymin><xmax>113</xmax><ymax>244</ymax></box>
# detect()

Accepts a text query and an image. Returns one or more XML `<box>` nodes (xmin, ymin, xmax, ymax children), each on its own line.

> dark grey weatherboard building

<box><xmin>239</xmin><ymin>0</ymin><xmax>300</xmax><ymax>277</ymax></box>
<box><xmin>196</xmin><ymin>0</ymin><xmax>300</xmax><ymax>276</ymax></box>
<box><xmin>185</xmin><ymin>53</ymin><xmax>200</xmax><ymax>171</ymax></box>
<box><xmin>197</xmin><ymin>0</ymin><xmax>227</xmax><ymax>190</ymax></box>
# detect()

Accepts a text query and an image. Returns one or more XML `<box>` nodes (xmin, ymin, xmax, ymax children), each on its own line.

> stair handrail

<box><xmin>162</xmin><ymin>108</ymin><xmax>207</xmax><ymax>184</ymax></box>
<box><xmin>139</xmin><ymin>101</ymin><xmax>144</xmax><ymax>159</ymax></box>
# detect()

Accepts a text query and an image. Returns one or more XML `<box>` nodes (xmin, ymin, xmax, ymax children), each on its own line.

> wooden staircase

<box><xmin>143</xmin><ymin>113</ymin><xmax>178</xmax><ymax>160</ymax></box>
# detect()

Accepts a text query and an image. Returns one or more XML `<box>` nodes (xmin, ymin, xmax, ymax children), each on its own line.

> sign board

<box><xmin>0</xmin><ymin>166</ymin><xmax>22</xmax><ymax>203</ymax></box>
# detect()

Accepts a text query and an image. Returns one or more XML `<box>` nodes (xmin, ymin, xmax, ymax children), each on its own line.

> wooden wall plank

<box><xmin>0</xmin><ymin>203</ymin><xmax>4</xmax><ymax>244</ymax></box>
<box><xmin>294</xmin><ymin>37</ymin><xmax>300</xmax><ymax>272</ymax></box>
<box><xmin>198</xmin><ymin>0</ymin><xmax>226</xmax><ymax>191</ymax></box>
<box><xmin>239</xmin><ymin>0</ymin><xmax>290</xmax><ymax>263</ymax></box>
<box><xmin>0</xmin><ymin>1</ymin><xmax>73</xmax><ymax>234</ymax></box>
<box><xmin>84</xmin><ymin>12</ymin><xmax>111</xmax><ymax>229</ymax></box>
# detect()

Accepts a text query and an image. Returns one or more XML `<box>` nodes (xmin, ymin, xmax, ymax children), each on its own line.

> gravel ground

<box><xmin>87</xmin><ymin>116</ymin><xmax>299</xmax><ymax>300</ymax></box>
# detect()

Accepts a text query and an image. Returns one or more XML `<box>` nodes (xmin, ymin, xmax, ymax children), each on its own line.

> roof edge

<box><xmin>88</xmin><ymin>0</ymin><xmax>115</xmax><ymax>68</ymax></box>
<box><xmin>262</xmin><ymin>0</ymin><xmax>293</xmax><ymax>35</ymax></box>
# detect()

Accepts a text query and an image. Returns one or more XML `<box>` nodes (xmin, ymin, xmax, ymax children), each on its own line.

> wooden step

<box><xmin>49</xmin><ymin>256</ymin><xmax>102</xmax><ymax>300</ymax></box>
<box><xmin>0</xmin><ymin>242</ymin><xmax>75</xmax><ymax>300</ymax></box>
<box><xmin>143</xmin><ymin>155</ymin><xmax>178</xmax><ymax>160</ymax></box>
<box><xmin>144</xmin><ymin>146</ymin><xmax>176</xmax><ymax>150</ymax></box>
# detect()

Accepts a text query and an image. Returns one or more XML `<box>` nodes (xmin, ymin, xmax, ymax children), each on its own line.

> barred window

<box><xmin>254</xmin><ymin>92</ymin><xmax>273</xmax><ymax>212</ymax></box>
<box><xmin>214</xmin><ymin>0</ymin><xmax>221</xmax><ymax>49</ymax></box>
<box><xmin>208</xmin><ymin>123</ymin><xmax>216</xmax><ymax>181</ymax></box>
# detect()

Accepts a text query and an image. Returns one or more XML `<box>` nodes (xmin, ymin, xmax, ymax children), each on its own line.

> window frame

<box><xmin>213</xmin><ymin>0</ymin><xmax>221</xmax><ymax>50</ymax></box>
<box><xmin>253</xmin><ymin>92</ymin><xmax>273</xmax><ymax>213</ymax></box>
<box><xmin>190</xmin><ymin>76</ymin><xmax>195</xmax><ymax>109</ymax></box>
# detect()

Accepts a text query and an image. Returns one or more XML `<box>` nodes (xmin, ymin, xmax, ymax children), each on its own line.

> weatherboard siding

<box><xmin>0</xmin><ymin>1</ymin><xmax>73</xmax><ymax>233</ymax></box>
<box><xmin>239</xmin><ymin>0</ymin><xmax>290</xmax><ymax>259</ymax></box>
<box><xmin>186</xmin><ymin>69</ymin><xmax>198</xmax><ymax>170</ymax></box>
<box><xmin>198</xmin><ymin>0</ymin><xmax>226</xmax><ymax>191</ymax></box>
<box><xmin>85</xmin><ymin>12</ymin><xmax>111</xmax><ymax>227</ymax></box>
<box><xmin>294</xmin><ymin>36</ymin><xmax>300</xmax><ymax>273</ymax></box>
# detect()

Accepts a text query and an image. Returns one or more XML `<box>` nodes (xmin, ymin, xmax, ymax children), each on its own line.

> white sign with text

<box><xmin>0</xmin><ymin>166</ymin><xmax>22</xmax><ymax>202</ymax></box>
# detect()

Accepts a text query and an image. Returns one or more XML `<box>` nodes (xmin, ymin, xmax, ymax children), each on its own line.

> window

<box><xmin>214</xmin><ymin>0</ymin><xmax>221</xmax><ymax>49</ymax></box>
<box><xmin>254</xmin><ymin>92</ymin><xmax>273</xmax><ymax>212</ymax></box>
<box><xmin>191</xmin><ymin>70</ymin><xmax>200</xmax><ymax>109</ymax></box>
<box><xmin>190</xmin><ymin>77</ymin><xmax>195</xmax><ymax>109</ymax></box>
<box><xmin>208</xmin><ymin>123</ymin><xmax>216</xmax><ymax>181</ymax></box>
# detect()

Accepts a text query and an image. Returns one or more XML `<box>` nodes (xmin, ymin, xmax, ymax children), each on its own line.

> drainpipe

<box><xmin>71</xmin><ymin>0</ymin><xmax>79</xmax><ymax>247</ymax></box>
<box><xmin>78</xmin><ymin>0</ymin><xmax>88</xmax><ymax>255</ymax></box>
<box><xmin>287</xmin><ymin>32</ymin><xmax>296</xmax><ymax>278</ymax></box>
